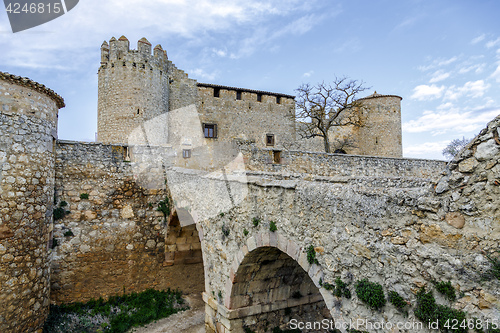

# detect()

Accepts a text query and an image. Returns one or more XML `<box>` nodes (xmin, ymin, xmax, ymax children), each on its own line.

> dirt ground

<box><xmin>129</xmin><ymin>293</ymin><xmax>205</xmax><ymax>333</ymax></box>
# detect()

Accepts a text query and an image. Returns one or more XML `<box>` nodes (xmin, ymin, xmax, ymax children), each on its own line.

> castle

<box><xmin>0</xmin><ymin>37</ymin><xmax>498</xmax><ymax>333</ymax></box>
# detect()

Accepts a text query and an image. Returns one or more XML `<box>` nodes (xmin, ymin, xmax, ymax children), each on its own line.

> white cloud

<box><xmin>444</xmin><ymin>80</ymin><xmax>490</xmax><ymax>100</ymax></box>
<box><xmin>418</xmin><ymin>56</ymin><xmax>458</xmax><ymax>71</ymax></box>
<box><xmin>471</xmin><ymin>34</ymin><xmax>486</xmax><ymax>44</ymax></box>
<box><xmin>458</xmin><ymin>63</ymin><xmax>485</xmax><ymax>74</ymax></box>
<box><xmin>403</xmin><ymin>107</ymin><xmax>500</xmax><ymax>135</ymax></box>
<box><xmin>303</xmin><ymin>70</ymin><xmax>314</xmax><ymax>77</ymax></box>
<box><xmin>491</xmin><ymin>65</ymin><xmax>500</xmax><ymax>82</ymax></box>
<box><xmin>410</xmin><ymin>84</ymin><xmax>445</xmax><ymax>100</ymax></box>
<box><xmin>190</xmin><ymin>68</ymin><xmax>217</xmax><ymax>81</ymax></box>
<box><xmin>429</xmin><ymin>70</ymin><xmax>450</xmax><ymax>83</ymax></box>
<box><xmin>486</xmin><ymin>37</ymin><xmax>500</xmax><ymax>49</ymax></box>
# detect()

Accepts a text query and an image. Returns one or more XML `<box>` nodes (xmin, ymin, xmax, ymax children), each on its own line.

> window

<box><xmin>273</xmin><ymin>150</ymin><xmax>281</xmax><ymax>164</ymax></box>
<box><xmin>236</xmin><ymin>91</ymin><xmax>242</xmax><ymax>100</ymax></box>
<box><xmin>214</xmin><ymin>88</ymin><xmax>220</xmax><ymax>98</ymax></box>
<box><xmin>266</xmin><ymin>134</ymin><xmax>275</xmax><ymax>146</ymax></box>
<box><xmin>276</xmin><ymin>96</ymin><xmax>281</xmax><ymax>104</ymax></box>
<box><xmin>257</xmin><ymin>93</ymin><xmax>262</xmax><ymax>102</ymax></box>
<box><xmin>182</xmin><ymin>149</ymin><xmax>191</xmax><ymax>158</ymax></box>
<box><xmin>203</xmin><ymin>123</ymin><xmax>217</xmax><ymax>138</ymax></box>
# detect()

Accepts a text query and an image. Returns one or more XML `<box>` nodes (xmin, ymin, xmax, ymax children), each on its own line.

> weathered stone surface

<box><xmin>458</xmin><ymin>157</ymin><xmax>479</xmax><ymax>173</ymax></box>
<box><xmin>475</xmin><ymin>139</ymin><xmax>499</xmax><ymax>161</ymax></box>
<box><xmin>445</xmin><ymin>212</ymin><xmax>465</xmax><ymax>229</ymax></box>
<box><xmin>0</xmin><ymin>224</ymin><xmax>14</xmax><ymax>240</ymax></box>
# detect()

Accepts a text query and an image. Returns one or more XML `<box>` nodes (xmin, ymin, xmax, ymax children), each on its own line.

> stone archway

<box><xmin>204</xmin><ymin>232</ymin><xmax>337</xmax><ymax>333</ymax></box>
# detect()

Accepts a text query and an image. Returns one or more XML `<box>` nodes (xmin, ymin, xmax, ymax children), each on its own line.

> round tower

<box><xmin>0</xmin><ymin>72</ymin><xmax>64</xmax><ymax>332</ymax></box>
<box><xmin>355</xmin><ymin>92</ymin><xmax>403</xmax><ymax>158</ymax></box>
<box><xmin>97</xmin><ymin>36</ymin><xmax>169</xmax><ymax>144</ymax></box>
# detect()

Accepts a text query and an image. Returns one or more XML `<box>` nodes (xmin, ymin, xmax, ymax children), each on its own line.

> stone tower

<box><xmin>97</xmin><ymin>36</ymin><xmax>169</xmax><ymax>144</ymax></box>
<box><xmin>355</xmin><ymin>92</ymin><xmax>403</xmax><ymax>158</ymax></box>
<box><xmin>0</xmin><ymin>72</ymin><xmax>64</xmax><ymax>333</ymax></box>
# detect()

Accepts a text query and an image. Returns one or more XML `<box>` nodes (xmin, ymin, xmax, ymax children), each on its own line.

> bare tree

<box><xmin>442</xmin><ymin>137</ymin><xmax>471</xmax><ymax>160</ymax></box>
<box><xmin>294</xmin><ymin>78</ymin><xmax>369</xmax><ymax>153</ymax></box>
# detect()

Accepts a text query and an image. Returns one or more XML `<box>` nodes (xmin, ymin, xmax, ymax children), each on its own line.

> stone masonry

<box><xmin>0</xmin><ymin>36</ymin><xmax>499</xmax><ymax>333</ymax></box>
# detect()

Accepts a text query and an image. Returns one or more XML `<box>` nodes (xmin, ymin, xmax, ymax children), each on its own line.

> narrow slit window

<box><xmin>203</xmin><ymin>123</ymin><xmax>217</xmax><ymax>138</ymax></box>
<box><xmin>214</xmin><ymin>88</ymin><xmax>220</xmax><ymax>98</ymax></box>
<box><xmin>257</xmin><ymin>93</ymin><xmax>262</xmax><ymax>102</ymax></box>
<box><xmin>236</xmin><ymin>91</ymin><xmax>242</xmax><ymax>100</ymax></box>
<box><xmin>182</xmin><ymin>149</ymin><xmax>191</xmax><ymax>158</ymax></box>
<box><xmin>266</xmin><ymin>134</ymin><xmax>275</xmax><ymax>146</ymax></box>
<box><xmin>276</xmin><ymin>96</ymin><xmax>281</xmax><ymax>104</ymax></box>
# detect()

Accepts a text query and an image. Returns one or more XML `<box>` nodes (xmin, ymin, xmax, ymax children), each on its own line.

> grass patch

<box><xmin>252</xmin><ymin>217</ymin><xmax>260</xmax><ymax>227</ymax></box>
<box><xmin>243</xmin><ymin>228</ymin><xmax>249</xmax><ymax>236</ymax></box>
<box><xmin>355</xmin><ymin>279</ymin><xmax>386</xmax><ymax>310</ymax></box>
<box><xmin>484</xmin><ymin>251</ymin><xmax>500</xmax><ymax>281</ymax></box>
<box><xmin>43</xmin><ymin>288</ymin><xmax>188</xmax><ymax>333</ymax></box>
<box><xmin>80</xmin><ymin>193</ymin><xmax>89</xmax><ymax>200</ymax></box>
<box><xmin>388</xmin><ymin>291</ymin><xmax>408</xmax><ymax>315</ymax></box>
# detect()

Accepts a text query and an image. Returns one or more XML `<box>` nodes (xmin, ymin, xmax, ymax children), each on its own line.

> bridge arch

<box><xmin>205</xmin><ymin>231</ymin><xmax>340</xmax><ymax>332</ymax></box>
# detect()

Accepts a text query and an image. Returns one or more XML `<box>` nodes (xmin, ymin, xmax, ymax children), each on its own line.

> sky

<box><xmin>1</xmin><ymin>0</ymin><xmax>499</xmax><ymax>160</ymax></box>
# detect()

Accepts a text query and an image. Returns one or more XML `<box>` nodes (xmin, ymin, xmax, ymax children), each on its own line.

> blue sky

<box><xmin>1</xmin><ymin>0</ymin><xmax>499</xmax><ymax>160</ymax></box>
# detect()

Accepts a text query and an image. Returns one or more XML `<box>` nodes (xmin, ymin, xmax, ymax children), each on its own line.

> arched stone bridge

<box><xmin>162</xmin><ymin>116</ymin><xmax>499</xmax><ymax>332</ymax></box>
<box><xmin>47</xmin><ymin>116</ymin><xmax>500</xmax><ymax>333</ymax></box>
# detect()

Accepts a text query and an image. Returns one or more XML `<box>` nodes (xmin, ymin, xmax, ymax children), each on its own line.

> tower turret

<box><xmin>97</xmin><ymin>36</ymin><xmax>170</xmax><ymax>144</ymax></box>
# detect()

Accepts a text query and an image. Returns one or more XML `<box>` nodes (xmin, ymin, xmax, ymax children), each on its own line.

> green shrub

<box><xmin>355</xmin><ymin>279</ymin><xmax>386</xmax><ymax>310</ymax></box>
<box><xmin>414</xmin><ymin>287</ymin><xmax>467</xmax><ymax>333</ymax></box>
<box><xmin>43</xmin><ymin>288</ymin><xmax>187</xmax><ymax>333</ymax></box>
<box><xmin>434</xmin><ymin>281</ymin><xmax>456</xmax><ymax>301</ymax></box>
<box><xmin>484</xmin><ymin>252</ymin><xmax>500</xmax><ymax>280</ymax></box>
<box><xmin>306</xmin><ymin>245</ymin><xmax>319</xmax><ymax>265</ymax></box>
<box><xmin>335</xmin><ymin>277</ymin><xmax>351</xmax><ymax>299</ymax></box>
<box><xmin>63</xmin><ymin>230</ymin><xmax>74</xmax><ymax>237</ymax></box>
<box><xmin>80</xmin><ymin>193</ymin><xmax>89</xmax><ymax>200</ymax></box>
<box><xmin>243</xmin><ymin>228</ymin><xmax>249</xmax><ymax>236</ymax></box>
<box><xmin>269</xmin><ymin>221</ymin><xmax>277</xmax><ymax>232</ymax></box>
<box><xmin>157</xmin><ymin>196</ymin><xmax>170</xmax><ymax>223</ymax></box>
<box><xmin>60</xmin><ymin>201</ymin><xmax>68</xmax><ymax>207</ymax></box>
<box><xmin>53</xmin><ymin>207</ymin><xmax>66</xmax><ymax>220</ymax></box>
<box><xmin>252</xmin><ymin>217</ymin><xmax>260</xmax><ymax>227</ymax></box>
<box><xmin>388</xmin><ymin>291</ymin><xmax>408</xmax><ymax>314</ymax></box>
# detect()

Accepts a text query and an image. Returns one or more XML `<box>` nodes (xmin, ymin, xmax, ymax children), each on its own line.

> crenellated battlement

<box><xmin>100</xmin><ymin>36</ymin><xmax>168</xmax><ymax>71</ymax></box>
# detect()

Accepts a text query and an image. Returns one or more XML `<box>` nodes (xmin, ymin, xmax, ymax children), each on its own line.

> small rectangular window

<box><xmin>236</xmin><ymin>91</ymin><xmax>242</xmax><ymax>100</ymax></box>
<box><xmin>266</xmin><ymin>134</ymin><xmax>275</xmax><ymax>146</ymax></box>
<box><xmin>257</xmin><ymin>93</ymin><xmax>262</xmax><ymax>102</ymax></box>
<box><xmin>214</xmin><ymin>88</ymin><xmax>220</xmax><ymax>98</ymax></box>
<box><xmin>203</xmin><ymin>123</ymin><xmax>217</xmax><ymax>138</ymax></box>
<box><xmin>276</xmin><ymin>96</ymin><xmax>281</xmax><ymax>104</ymax></box>
<box><xmin>182</xmin><ymin>149</ymin><xmax>191</xmax><ymax>158</ymax></box>
<box><xmin>273</xmin><ymin>150</ymin><xmax>281</xmax><ymax>164</ymax></box>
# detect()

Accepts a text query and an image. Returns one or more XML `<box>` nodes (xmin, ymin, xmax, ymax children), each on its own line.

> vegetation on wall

<box><xmin>43</xmin><ymin>288</ymin><xmax>187</xmax><ymax>333</ymax></box>
<box><xmin>269</xmin><ymin>221</ymin><xmax>277</xmax><ymax>232</ymax></box>
<box><xmin>414</xmin><ymin>287</ymin><xmax>467</xmax><ymax>333</ymax></box>
<box><xmin>80</xmin><ymin>193</ymin><xmax>89</xmax><ymax>200</ymax></box>
<box><xmin>434</xmin><ymin>281</ymin><xmax>456</xmax><ymax>301</ymax></box>
<box><xmin>306</xmin><ymin>245</ymin><xmax>319</xmax><ymax>265</ymax></box>
<box><xmin>252</xmin><ymin>217</ymin><xmax>260</xmax><ymax>227</ymax></box>
<box><xmin>388</xmin><ymin>291</ymin><xmax>409</xmax><ymax>315</ymax></box>
<box><xmin>355</xmin><ymin>279</ymin><xmax>386</xmax><ymax>310</ymax></box>
<box><xmin>157</xmin><ymin>196</ymin><xmax>170</xmax><ymax>223</ymax></box>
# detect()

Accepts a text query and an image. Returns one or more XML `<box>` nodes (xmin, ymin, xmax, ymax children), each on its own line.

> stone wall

<box><xmin>51</xmin><ymin>141</ymin><xmax>204</xmax><ymax>304</ymax></box>
<box><xmin>197</xmin><ymin>84</ymin><xmax>296</xmax><ymax>150</ymax></box>
<box><xmin>241</xmin><ymin>144</ymin><xmax>445</xmax><ymax>182</ymax></box>
<box><xmin>0</xmin><ymin>72</ymin><xmax>63</xmax><ymax>333</ymax></box>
